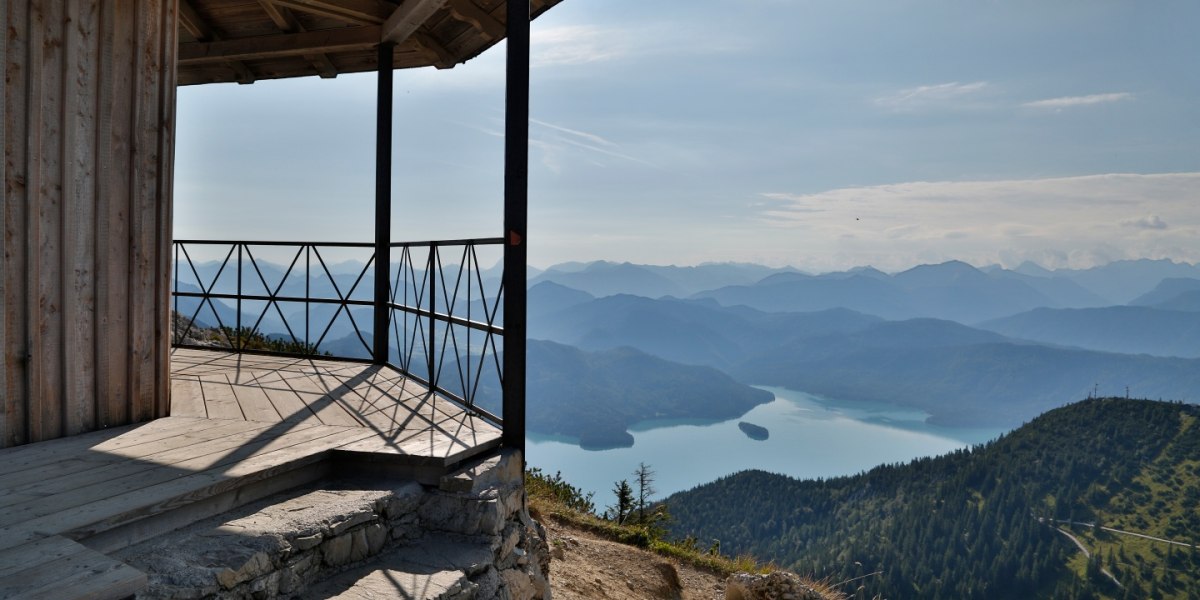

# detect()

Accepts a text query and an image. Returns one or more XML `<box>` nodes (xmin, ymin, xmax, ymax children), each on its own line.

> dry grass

<box><xmin>529</xmin><ymin>488</ymin><xmax>851</xmax><ymax>600</ymax></box>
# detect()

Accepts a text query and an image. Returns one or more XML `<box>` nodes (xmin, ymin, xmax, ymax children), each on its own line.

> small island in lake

<box><xmin>738</xmin><ymin>421</ymin><xmax>769</xmax><ymax>441</ymax></box>
<box><xmin>526</xmin><ymin>340</ymin><xmax>775</xmax><ymax>450</ymax></box>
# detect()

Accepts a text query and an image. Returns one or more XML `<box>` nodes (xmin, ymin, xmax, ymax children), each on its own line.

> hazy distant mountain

<box><xmin>528</xmin><ymin>294</ymin><xmax>881</xmax><ymax>369</ymax></box>
<box><xmin>729</xmin><ymin>336</ymin><xmax>1200</xmax><ymax>424</ymax></box>
<box><xmin>983</xmin><ymin>270</ymin><xmax>1108</xmax><ymax>308</ymax></box>
<box><xmin>528</xmin><ymin>281</ymin><xmax>595</xmax><ymax>315</ymax></box>
<box><xmin>979</xmin><ymin>306</ymin><xmax>1200</xmax><ymax>358</ymax></box>
<box><xmin>1151</xmin><ymin>290</ymin><xmax>1200</xmax><ymax>311</ymax></box>
<box><xmin>1128</xmin><ymin>277</ymin><xmax>1200</xmax><ymax>307</ymax></box>
<box><xmin>694</xmin><ymin>273</ymin><xmax>918</xmax><ymax>319</ymax></box>
<box><xmin>529</xmin><ymin>261</ymin><xmax>797</xmax><ymax>299</ymax></box>
<box><xmin>525</xmin><ymin>340</ymin><xmax>774</xmax><ymax>449</ymax></box>
<box><xmin>642</xmin><ymin>262</ymin><xmax>799</xmax><ymax>295</ymax></box>
<box><xmin>530</xmin><ymin>262</ymin><xmax>686</xmax><ymax>298</ymax></box>
<box><xmin>734</xmin><ymin>335</ymin><xmax>1200</xmax><ymax>427</ymax></box>
<box><xmin>694</xmin><ymin>261</ymin><xmax>1087</xmax><ymax>323</ymax></box>
<box><xmin>1055</xmin><ymin>259</ymin><xmax>1200</xmax><ymax>304</ymax></box>
<box><xmin>1013</xmin><ymin>260</ymin><xmax>1055</xmax><ymax>278</ymax></box>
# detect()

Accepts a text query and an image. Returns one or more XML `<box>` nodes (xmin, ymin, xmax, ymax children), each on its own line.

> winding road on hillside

<box><xmin>1052</xmin><ymin>519</ymin><xmax>1197</xmax><ymax>549</ymax></box>
<box><xmin>1054</xmin><ymin>528</ymin><xmax>1123</xmax><ymax>589</ymax></box>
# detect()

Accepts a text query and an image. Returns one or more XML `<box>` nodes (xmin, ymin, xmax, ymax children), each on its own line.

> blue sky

<box><xmin>174</xmin><ymin>0</ymin><xmax>1200</xmax><ymax>272</ymax></box>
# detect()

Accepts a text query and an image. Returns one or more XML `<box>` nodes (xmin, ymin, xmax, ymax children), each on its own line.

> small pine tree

<box><xmin>609</xmin><ymin>479</ymin><xmax>635</xmax><ymax>524</ymax></box>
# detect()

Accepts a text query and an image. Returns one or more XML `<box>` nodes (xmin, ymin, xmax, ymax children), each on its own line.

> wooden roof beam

<box><xmin>268</xmin><ymin>0</ymin><xmax>395</xmax><ymax>25</ymax></box>
<box><xmin>258</xmin><ymin>0</ymin><xmax>305</xmax><ymax>30</ymax></box>
<box><xmin>447</xmin><ymin>0</ymin><xmax>503</xmax><ymax>40</ymax></box>
<box><xmin>257</xmin><ymin>1</ymin><xmax>339</xmax><ymax>78</ymax></box>
<box><xmin>382</xmin><ymin>0</ymin><xmax>447</xmax><ymax>44</ymax></box>
<box><xmin>411</xmin><ymin>31</ymin><xmax>455</xmax><ymax>68</ymax></box>
<box><xmin>178</xmin><ymin>0</ymin><xmax>213</xmax><ymax>39</ymax></box>
<box><xmin>179</xmin><ymin>26</ymin><xmax>381</xmax><ymax>64</ymax></box>
<box><xmin>179</xmin><ymin>0</ymin><xmax>257</xmax><ymax>83</ymax></box>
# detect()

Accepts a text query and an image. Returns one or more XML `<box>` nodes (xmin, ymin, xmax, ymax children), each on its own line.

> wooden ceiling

<box><xmin>178</xmin><ymin>0</ymin><xmax>562</xmax><ymax>85</ymax></box>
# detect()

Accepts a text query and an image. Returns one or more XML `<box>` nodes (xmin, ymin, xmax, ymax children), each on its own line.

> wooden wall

<box><xmin>2</xmin><ymin>0</ymin><xmax>177</xmax><ymax>448</ymax></box>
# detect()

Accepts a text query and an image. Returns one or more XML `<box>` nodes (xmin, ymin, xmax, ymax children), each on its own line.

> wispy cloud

<box><xmin>530</xmin><ymin>118</ymin><xmax>656</xmax><ymax>170</ymax></box>
<box><xmin>531</xmin><ymin>118</ymin><xmax>618</xmax><ymax>148</ymax></box>
<box><xmin>1022</xmin><ymin>92</ymin><xmax>1133</xmax><ymax>109</ymax></box>
<box><xmin>1123</xmin><ymin>215</ymin><xmax>1168</xmax><ymax>230</ymax></box>
<box><xmin>756</xmin><ymin>173</ymin><xmax>1200</xmax><ymax>270</ymax></box>
<box><xmin>874</xmin><ymin>81</ymin><xmax>990</xmax><ymax>111</ymax></box>
<box><xmin>532</xmin><ymin>26</ymin><xmax>630</xmax><ymax>67</ymax></box>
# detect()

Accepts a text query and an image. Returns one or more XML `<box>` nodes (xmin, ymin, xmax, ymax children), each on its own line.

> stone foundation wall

<box><xmin>118</xmin><ymin>449</ymin><xmax>549</xmax><ymax>599</ymax></box>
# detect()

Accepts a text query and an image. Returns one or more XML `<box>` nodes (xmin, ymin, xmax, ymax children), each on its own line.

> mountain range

<box><xmin>665</xmin><ymin>397</ymin><xmax>1200</xmax><ymax>599</ymax></box>
<box><xmin>175</xmin><ymin>256</ymin><xmax>1200</xmax><ymax>437</ymax></box>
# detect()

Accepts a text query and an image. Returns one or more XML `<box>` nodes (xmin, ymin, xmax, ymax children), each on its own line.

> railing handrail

<box><xmin>170</xmin><ymin>238</ymin><xmax>506</xmax><ymax>429</ymax></box>
<box><xmin>173</xmin><ymin>238</ymin><xmax>505</xmax><ymax>248</ymax></box>
<box><xmin>174</xmin><ymin>239</ymin><xmax>376</xmax><ymax>248</ymax></box>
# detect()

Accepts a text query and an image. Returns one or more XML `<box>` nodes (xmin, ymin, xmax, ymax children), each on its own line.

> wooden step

<box><xmin>0</xmin><ymin>536</ymin><xmax>146</xmax><ymax>600</ymax></box>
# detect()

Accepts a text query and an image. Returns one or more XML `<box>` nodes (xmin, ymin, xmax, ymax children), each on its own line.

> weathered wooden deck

<box><xmin>0</xmin><ymin>348</ymin><xmax>501</xmax><ymax>599</ymax></box>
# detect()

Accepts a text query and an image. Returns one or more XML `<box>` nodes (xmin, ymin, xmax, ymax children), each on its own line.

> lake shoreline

<box><xmin>527</xmin><ymin>386</ymin><xmax>1008</xmax><ymax>509</ymax></box>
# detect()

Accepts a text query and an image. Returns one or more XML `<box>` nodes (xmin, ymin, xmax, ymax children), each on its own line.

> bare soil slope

<box><xmin>543</xmin><ymin>516</ymin><xmax>725</xmax><ymax>600</ymax></box>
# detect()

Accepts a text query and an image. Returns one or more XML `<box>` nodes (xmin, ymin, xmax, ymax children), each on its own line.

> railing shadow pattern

<box><xmin>172</xmin><ymin>239</ymin><xmax>504</xmax><ymax>424</ymax></box>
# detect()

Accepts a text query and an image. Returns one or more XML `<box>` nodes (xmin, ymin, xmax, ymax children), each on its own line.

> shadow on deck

<box><xmin>0</xmin><ymin>348</ymin><xmax>502</xmax><ymax>598</ymax></box>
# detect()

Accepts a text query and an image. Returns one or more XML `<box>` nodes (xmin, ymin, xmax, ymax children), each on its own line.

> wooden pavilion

<box><xmin>1</xmin><ymin>1</ymin><xmax>559</xmax><ymax>596</ymax></box>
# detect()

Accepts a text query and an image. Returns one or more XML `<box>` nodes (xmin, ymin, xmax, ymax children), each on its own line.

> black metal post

<box><xmin>427</xmin><ymin>248</ymin><xmax>437</xmax><ymax>388</ymax></box>
<box><xmin>502</xmin><ymin>0</ymin><xmax>530</xmax><ymax>454</ymax></box>
<box><xmin>373</xmin><ymin>42</ymin><xmax>395</xmax><ymax>365</ymax></box>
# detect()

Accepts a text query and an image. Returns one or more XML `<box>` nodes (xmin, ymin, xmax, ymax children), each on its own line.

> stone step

<box><xmin>301</xmin><ymin>538</ymin><xmax>499</xmax><ymax>600</ymax></box>
<box><xmin>106</xmin><ymin>448</ymin><xmax>543</xmax><ymax>600</ymax></box>
<box><xmin>114</xmin><ymin>478</ymin><xmax>427</xmax><ymax>598</ymax></box>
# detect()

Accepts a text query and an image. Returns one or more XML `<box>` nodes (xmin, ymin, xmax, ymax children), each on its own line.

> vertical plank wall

<box><xmin>2</xmin><ymin>0</ymin><xmax>177</xmax><ymax>447</ymax></box>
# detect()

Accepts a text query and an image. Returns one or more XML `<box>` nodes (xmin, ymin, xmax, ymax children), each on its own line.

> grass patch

<box><xmin>526</xmin><ymin>468</ymin><xmax>774</xmax><ymax>578</ymax></box>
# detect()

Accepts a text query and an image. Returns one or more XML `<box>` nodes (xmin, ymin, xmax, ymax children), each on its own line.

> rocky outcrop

<box><xmin>725</xmin><ymin>571</ymin><xmax>824</xmax><ymax>600</ymax></box>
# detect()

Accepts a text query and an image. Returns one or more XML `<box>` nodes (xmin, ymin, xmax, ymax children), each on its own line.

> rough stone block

<box><xmin>725</xmin><ymin>571</ymin><xmax>824</xmax><ymax>600</ymax></box>
<box><xmin>500</xmin><ymin>568</ymin><xmax>537</xmax><ymax>600</ymax></box>
<box><xmin>215</xmin><ymin>549</ymin><xmax>273</xmax><ymax>590</ymax></box>
<box><xmin>349</xmin><ymin>528</ymin><xmax>372</xmax><ymax>562</ymax></box>
<box><xmin>365</xmin><ymin>523</ymin><xmax>389</xmax><ymax>555</ymax></box>
<box><xmin>322</xmin><ymin>533</ymin><xmax>354</xmax><ymax>567</ymax></box>
<box><xmin>472</xmin><ymin>566</ymin><xmax>501</xmax><ymax>600</ymax></box>
<box><xmin>439</xmin><ymin>449</ymin><xmax>523</xmax><ymax>494</ymax></box>
<box><xmin>384</xmin><ymin>482</ymin><xmax>427</xmax><ymax>520</ymax></box>
<box><xmin>328</xmin><ymin>510</ymin><xmax>376</xmax><ymax>537</ymax></box>
<box><xmin>290</xmin><ymin>531</ymin><xmax>322</xmax><ymax>551</ymax></box>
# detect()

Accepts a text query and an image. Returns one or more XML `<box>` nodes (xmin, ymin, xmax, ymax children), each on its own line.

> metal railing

<box><xmin>171</xmin><ymin>238</ymin><xmax>506</xmax><ymax>424</ymax></box>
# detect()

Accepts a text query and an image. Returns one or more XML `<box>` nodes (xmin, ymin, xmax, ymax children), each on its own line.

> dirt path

<box><xmin>542</xmin><ymin>516</ymin><xmax>726</xmax><ymax>600</ymax></box>
<box><xmin>1054</xmin><ymin>527</ymin><xmax>1123</xmax><ymax>589</ymax></box>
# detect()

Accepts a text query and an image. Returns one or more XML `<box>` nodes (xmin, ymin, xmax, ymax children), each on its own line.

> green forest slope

<box><xmin>665</xmin><ymin>398</ymin><xmax>1200</xmax><ymax>599</ymax></box>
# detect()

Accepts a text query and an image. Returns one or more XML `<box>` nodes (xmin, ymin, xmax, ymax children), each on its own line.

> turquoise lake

<box><xmin>526</xmin><ymin>386</ymin><xmax>1008</xmax><ymax>510</ymax></box>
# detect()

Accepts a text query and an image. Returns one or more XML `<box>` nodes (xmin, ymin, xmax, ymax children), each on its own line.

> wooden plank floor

<box><xmin>0</xmin><ymin>348</ymin><xmax>502</xmax><ymax>598</ymax></box>
<box><xmin>168</xmin><ymin>348</ymin><xmax>502</xmax><ymax>458</ymax></box>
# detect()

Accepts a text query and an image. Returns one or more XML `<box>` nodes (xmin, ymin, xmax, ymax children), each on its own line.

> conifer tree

<box><xmin>609</xmin><ymin>479</ymin><xmax>634</xmax><ymax>524</ymax></box>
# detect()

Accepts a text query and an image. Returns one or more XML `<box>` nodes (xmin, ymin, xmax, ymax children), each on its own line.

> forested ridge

<box><xmin>665</xmin><ymin>398</ymin><xmax>1200</xmax><ymax>599</ymax></box>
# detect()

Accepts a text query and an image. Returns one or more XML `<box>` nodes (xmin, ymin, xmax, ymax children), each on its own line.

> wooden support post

<box><xmin>502</xmin><ymin>0</ymin><xmax>530</xmax><ymax>454</ymax></box>
<box><xmin>373</xmin><ymin>41</ymin><xmax>394</xmax><ymax>365</ymax></box>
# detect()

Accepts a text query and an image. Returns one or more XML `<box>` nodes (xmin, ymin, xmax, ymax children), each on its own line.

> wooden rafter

<box><xmin>179</xmin><ymin>0</ymin><xmax>257</xmax><ymax>83</ymax></box>
<box><xmin>411</xmin><ymin>31</ymin><xmax>455</xmax><ymax>68</ymax></box>
<box><xmin>179</xmin><ymin>26</ymin><xmax>381</xmax><ymax>64</ymax></box>
<box><xmin>256</xmin><ymin>0</ymin><xmax>338</xmax><ymax>78</ymax></box>
<box><xmin>382</xmin><ymin>0</ymin><xmax>447</xmax><ymax>44</ymax></box>
<box><xmin>258</xmin><ymin>0</ymin><xmax>304</xmax><ymax>30</ymax></box>
<box><xmin>268</xmin><ymin>0</ymin><xmax>395</xmax><ymax>25</ymax></box>
<box><xmin>447</xmin><ymin>0</ymin><xmax>503</xmax><ymax>39</ymax></box>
